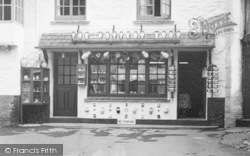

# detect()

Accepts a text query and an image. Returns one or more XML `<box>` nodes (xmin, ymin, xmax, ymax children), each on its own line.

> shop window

<box><xmin>0</xmin><ymin>0</ymin><xmax>24</xmax><ymax>24</ymax></box>
<box><xmin>88</xmin><ymin>52</ymin><xmax>168</xmax><ymax>97</ymax></box>
<box><xmin>137</xmin><ymin>0</ymin><xmax>171</xmax><ymax>20</ymax></box>
<box><xmin>55</xmin><ymin>0</ymin><xmax>86</xmax><ymax>20</ymax></box>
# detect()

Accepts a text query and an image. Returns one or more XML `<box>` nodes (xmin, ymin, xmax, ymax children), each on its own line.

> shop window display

<box><xmin>88</xmin><ymin>51</ymin><xmax>168</xmax><ymax>97</ymax></box>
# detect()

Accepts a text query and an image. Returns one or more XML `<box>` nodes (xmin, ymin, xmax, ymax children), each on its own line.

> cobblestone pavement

<box><xmin>220</xmin><ymin>129</ymin><xmax>250</xmax><ymax>152</ymax></box>
<box><xmin>0</xmin><ymin>124</ymin><xmax>249</xmax><ymax>156</ymax></box>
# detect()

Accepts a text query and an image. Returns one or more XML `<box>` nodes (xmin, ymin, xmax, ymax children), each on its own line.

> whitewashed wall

<box><xmin>20</xmin><ymin>0</ymin><xmax>245</xmax><ymax>126</ymax></box>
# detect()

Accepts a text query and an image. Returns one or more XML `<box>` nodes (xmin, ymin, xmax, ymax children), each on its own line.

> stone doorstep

<box><xmin>18</xmin><ymin>122</ymin><xmax>220</xmax><ymax>130</ymax></box>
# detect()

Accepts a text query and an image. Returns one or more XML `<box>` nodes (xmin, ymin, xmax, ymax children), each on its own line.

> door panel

<box><xmin>54</xmin><ymin>53</ymin><xmax>78</xmax><ymax>116</ymax></box>
<box><xmin>244</xmin><ymin>55</ymin><xmax>250</xmax><ymax>118</ymax></box>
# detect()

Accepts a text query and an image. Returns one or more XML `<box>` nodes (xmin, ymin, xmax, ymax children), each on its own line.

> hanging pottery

<box><xmin>41</xmin><ymin>62</ymin><xmax>48</xmax><ymax>68</ymax></box>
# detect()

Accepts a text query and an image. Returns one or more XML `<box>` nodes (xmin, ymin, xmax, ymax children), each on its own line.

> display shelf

<box><xmin>20</xmin><ymin>67</ymin><xmax>50</xmax><ymax>124</ymax></box>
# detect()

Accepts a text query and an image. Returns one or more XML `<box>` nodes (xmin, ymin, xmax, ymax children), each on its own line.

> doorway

<box><xmin>54</xmin><ymin>52</ymin><xmax>78</xmax><ymax>116</ymax></box>
<box><xmin>178</xmin><ymin>52</ymin><xmax>207</xmax><ymax>119</ymax></box>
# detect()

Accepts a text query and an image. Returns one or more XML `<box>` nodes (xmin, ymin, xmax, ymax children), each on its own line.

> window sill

<box><xmin>84</xmin><ymin>97</ymin><xmax>170</xmax><ymax>102</ymax></box>
<box><xmin>134</xmin><ymin>20</ymin><xmax>174</xmax><ymax>24</ymax></box>
<box><xmin>51</xmin><ymin>20</ymin><xmax>89</xmax><ymax>25</ymax></box>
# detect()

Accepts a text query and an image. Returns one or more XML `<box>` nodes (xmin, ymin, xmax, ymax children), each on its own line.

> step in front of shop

<box><xmin>48</xmin><ymin>118</ymin><xmax>220</xmax><ymax>126</ymax></box>
<box><xmin>236</xmin><ymin>119</ymin><xmax>250</xmax><ymax>127</ymax></box>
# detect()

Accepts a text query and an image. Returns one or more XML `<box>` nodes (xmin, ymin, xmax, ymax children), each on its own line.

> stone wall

<box><xmin>0</xmin><ymin>96</ymin><xmax>20</xmax><ymax>126</ymax></box>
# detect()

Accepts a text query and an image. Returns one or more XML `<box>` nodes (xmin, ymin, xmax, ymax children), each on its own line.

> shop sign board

<box><xmin>188</xmin><ymin>12</ymin><xmax>237</xmax><ymax>39</ymax></box>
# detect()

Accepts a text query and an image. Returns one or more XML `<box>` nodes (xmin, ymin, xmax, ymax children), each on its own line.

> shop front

<box><xmin>20</xmin><ymin>30</ymin><xmax>224</xmax><ymax>127</ymax></box>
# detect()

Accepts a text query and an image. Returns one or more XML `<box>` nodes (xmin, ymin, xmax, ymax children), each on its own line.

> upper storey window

<box><xmin>0</xmin><ymin>0</ymin><xmax>24</xmax><ymax>24</ymax></box>
<box><xmin>55</xmin><ymin>0</ymin><xmax>86</xmax><ymax>20</ymax></box>
<box><xmin>137</xmin><ymin>0</ymin><xmax>171</xmax><ymax>20</ymax></box>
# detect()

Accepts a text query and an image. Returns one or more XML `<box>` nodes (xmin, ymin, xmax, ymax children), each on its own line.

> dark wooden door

<box><xmin>243</xmin><ymin>52</ymin><xmax>250</xmax><ymax>118</ymax></box>
<box><xmin>54</xmin><ymin>53</ymin><xmax>78</xmax><ymax>116</ymax></box>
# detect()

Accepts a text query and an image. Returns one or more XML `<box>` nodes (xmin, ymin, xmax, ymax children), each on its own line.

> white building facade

<box><xmin>0</xmin><ymin>0</ymin><xmax>245</xmax><ymax>127</ymax></box>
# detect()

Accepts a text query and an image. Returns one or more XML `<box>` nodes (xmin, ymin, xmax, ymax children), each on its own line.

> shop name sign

<box><xmin>188</xmin><ymin>13</ymin><xmax>237</xmax><ymax>39</ymax></box>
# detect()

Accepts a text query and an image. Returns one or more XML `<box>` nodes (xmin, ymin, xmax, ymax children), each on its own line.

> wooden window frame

<box><xmin>0</xmin><ymin>0</ymin><xmax>24</xmax><ymax>24</ymax></box>
<box><xmin>137</xmin><ymin>0</ymin><xmax>171</xmax><ymax>21</ymax></box>
<box><xmin>88</xmin><ymin>52</ymin><xmax>168</xmax><ymax>98</ymax></box>
<box><xmin>55</xmin><ymin>0</ymin><xmax>86</xmax><ymax>21</ymax></box>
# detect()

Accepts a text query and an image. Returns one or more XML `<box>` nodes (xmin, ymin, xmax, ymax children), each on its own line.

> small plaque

<box><xmin>117</xmin><ymin>119</ymin><xmax>136</xmax><ymax>125</ymax></box>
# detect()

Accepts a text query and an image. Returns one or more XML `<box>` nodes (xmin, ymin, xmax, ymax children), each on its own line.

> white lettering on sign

<box><xmin>117</xmin><ymin>119</ymin><xmax>136</xmax><ymax>125</ymax></box>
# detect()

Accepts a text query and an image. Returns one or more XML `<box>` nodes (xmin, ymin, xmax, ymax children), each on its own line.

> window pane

<box><xmin>99</xmin><ymin>85</ymin><xmax>106</xmax><ymax>93</ymax></box>
<box><xmin>150</xmin><ymin>65</ymin><xmax>157</xmax><ymax>74</ymax></box>
<box><xmin>146</xmin><ymin>0</ymin><xmax>153</xmax><ymax>5</ymax></box>
<box><xmin>15</xmin><ymin>7</ymin><xmax>17</xmax><ymax>21</ymax></box>
<box><xmin>58</xmin><ymin>57</ymin><xmax>64</xmax><ymax>65</ymax></box>
<box><xmin>158</xmin><ymin>85</ymin><xmax>165</xmax><ymax>94</ymax></box>
<box><xmin>138</xmin><ymin>75</ymin><xmax>145</xmax><ymax>81</ymax></box>
<box><xmin>91</xmin><ymin>74</ymin><xmax>98</xmax><ymax>83</ymax></box>
<box><xmin>4</xmin><ymin>6</ymin><xmax>11</xmax><ymax>20</ymax></box>
<box><xmin>64</xmin><ymin>0</ymin><xmax>70</xmax><ymax>5</ymax></box>
<box><xmin>71</xmin><ymin>66</ymin><xmax>76</xmax><ymax>75</ymax></box>
<box><xmin>99</xmin><ymin>65</ymin><xmax>106</xmax><ymax>73</ymax></box>
<box><xmin>0</xmin><ymin>7</ymin><xmax>2</xmax><ymax>20</ymax></box>
<box><xmin>64</xmin><ymin>66</ymin><xmax>70</xmax><ymax>75</ymax></box>
<box><xmin>64</xmin><ymin>57</ymin><xmax>70</xmax><ymax>65</ymax></box>
<box><xmin>73</xmin><ymin>7</ymin><xmax>78</xmax><ymax>15</ymax></box>
<box><xmin>80</xmin><ymin>0</ymin><xmax>85</xmax><ymax>5</ymax></box>
<box><xmin>138</xmin><ymin>65</ymin><xmax>145</xmax><ymax>73</ymax></box>
<box><xmin>64</xmin><ymin>76</ymin><xmax>70</xmax><ymax>84</ymax></box>
<box><xmin>4</xmin><ymin>0</ymin><xmax>11</xmax><ymax>4</ymax></box>
<box><xmin>91</xmin><ymin>65</ymin><xmax>98</xmax><ymax>73</ymax></box>
<box><xmin>117</xmin><ymin>84</ymin><xmax>125</xmax><ymax>94</ymax></box>
<box><xmin>154</xmin><ymin>0</ymin><xmax>161</xmax><ymax>16</ymax></box>
<box><xmin>71</xmin><ymin>76</ymin><xmax>76</xmax><ymax>84</ymax></box>
<box><xmin>147</xmin><ymin>6</ymin><xmax>153</xmax><ymax>15</ymax></box>
<box><xmin>73</xmin><ymin>0</ymin><xmax>78</xmax><ymax>5</ymax></box>
<box><xmin>110</xmin><ymin>65</ymin><xmax>117</xmax><ymax>74</ymax></box>
<box><xmin>118</xmin><ymin>65</ymin><xmax>125</xmax><ymax>74</ymax></box>
<box><xmin>59</xmin><ymin>7</ymin><xmax>63</xmax><ymax>16</ymax></box>
<box><xmin>130</xmin><ymin>75</ymin><xmax>137</xmax><ymax>82</ymax></box>
<box><xmin>58</xmin><ymin>76</ymin><xmax>63</xmax><ymax>84</ymax></box>
<box><xmin>110</xmin><ymin>84</ymin><xmax>117</xmax><ymax>93</ymax></box>
<box><xmin>79</xmin><ymin>7</ymin><xmax>85</xmax><ymax>15</ymax></box>
<box><xmin>64</xmin><ymin>7</ymin><xmax>70</xmax><ymax>15</ymax></box>
<box><xmin>149</xmin><ymin>84</ymin><xmax>157</xmax><ymax>93</ymax></box>
<box><xmin>0</xmin><ymin>0</ymin><xmax>2</xmax><ymax>4</ymax></box>
<box><xmin>139</xmin><ymin>6</ymin><xmax>147</xmax><ymax>16</ymax></box>
<box><xmin>60</xmin><ymin>0</ymin><xmax>63</xmax><ymax>5</ymax></box>
<box><xmin>58</xmin><ymin>66</ymin><xmax>64</xmax><ymax>75</ymax></box>
<box><xmin>138</xmin><ymin>85</ymin><xmax>145</xmax><ymax>94</ymax></box>
<box><xmin>158</xmin><ymin>64</ymin><xmax>165</xmax><ymax>74</ymax></box>
<box><xmin>110</xmin><ymin>75</ymin><xmax>117</xmax><ymax>84</ymax></box>
<box><xmin>71</xmin><ymin>57</ymin><xmax>77</xmax><ymax>65</ymax></box>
